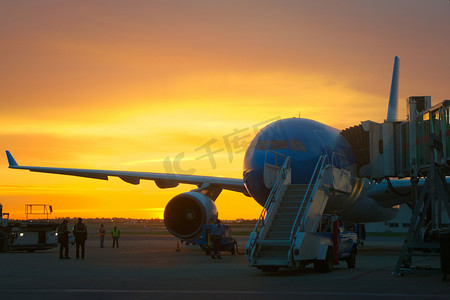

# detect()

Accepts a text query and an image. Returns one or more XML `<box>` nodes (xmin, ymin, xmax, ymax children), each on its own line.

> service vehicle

<box><xmin>0</xmin><ymin>203</ymin><xmax>59</xmax><ymax>252</ymax></box>
<box><xmin>185</xmin><ymin>224</ymin><xmax>238</xmax><ymax>255</ymax></box>
<box><xmin>293</xmin><ymin>214</ymin><xmax>358</xmax><ymax>272</ymax></box>
<box><xmin>247</xmin><ymin>213</ymin><xmax>358</xmax><ymax>272</ymax></box>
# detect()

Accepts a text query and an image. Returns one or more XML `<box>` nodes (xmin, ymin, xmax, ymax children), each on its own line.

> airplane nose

<box><xmin>243</xmin><ymin>168</ymin><xmax>270</xmax><ymax>206</ymax></box>
<box><xmin>243</xmin><ymin>147</ymin><xmax>273</xmax><ymax>207</ymax></box>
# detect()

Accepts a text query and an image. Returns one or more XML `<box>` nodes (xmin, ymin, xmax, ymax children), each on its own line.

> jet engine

<box><xmin>164</xmin><ymin>191</ymin><xmax>218</xmax><ymax>239</ymax></box>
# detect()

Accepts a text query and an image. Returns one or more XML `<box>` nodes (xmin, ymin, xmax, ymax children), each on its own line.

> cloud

<box><xmin>1</xmin><ymin>0</ymin><xmax>448</xmax><ymax>220</ymax></box>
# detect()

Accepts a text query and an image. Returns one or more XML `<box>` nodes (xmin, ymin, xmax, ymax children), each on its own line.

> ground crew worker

<box><xmin>99</xmin><ymin>224</ymin><xmax>105</xmax><ymax>248</ymax></box>
<box><xmin>210</xmin><ymin>219</ymin><xmax>225</xmax><ymax>259</ymax></box>
<box><xmin>73</xmin><ymin>218</ymin><xmax>87</xmax><ymax>259</ymax></box>
<box><xmin>112</xmin><ymin>225</ymin><xmax>120</xmax><ymax>248</ymax></box>
<box><xmin>57</xmin><ymin>220</ymin><xmax>70</xmax><ymax>259</ymax></box>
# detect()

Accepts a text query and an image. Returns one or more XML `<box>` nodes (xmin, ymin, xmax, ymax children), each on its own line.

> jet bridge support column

<box><xmin>409</xmin><ymin>98</ymin><xmax>418</xmax><ymax>209</ymax></box>
<box><xmin>393</xmin><ymin>143</ymin><xmax>450</xmax><ymax>276</ymax></box>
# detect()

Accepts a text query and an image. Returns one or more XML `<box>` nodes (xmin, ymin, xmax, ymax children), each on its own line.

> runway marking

<box><xmin>2</xmin><ymin>289</ymin><xmax>449</xmax><ymax>298</ymax></box>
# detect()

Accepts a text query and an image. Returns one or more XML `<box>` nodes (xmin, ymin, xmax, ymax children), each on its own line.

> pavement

<box><xmin>0</xmin><ymin>235</ymin><xmax>448</xmax><ymax>300</ymax></box>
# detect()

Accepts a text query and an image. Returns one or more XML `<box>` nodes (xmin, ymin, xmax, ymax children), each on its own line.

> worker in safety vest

<box><xmin>112</xmin><ymin>225</ymin><xmax>120</xmax><ymax>248</ymax></box>
<box><xmin>99</xmin><ymin>224</ymin><xmax>105</xmax><ymax>248</ymax></box>
<box><xmin>72</xmin><ymin>217</ymin><xmax>87</xmax><ymax>259</ymax></box>
<box><xmin>210</xmin><ymin>219</ymin><xmax>225</xmax><ymax>259</ymax></box>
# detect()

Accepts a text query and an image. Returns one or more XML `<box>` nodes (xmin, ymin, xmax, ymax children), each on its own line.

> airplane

<box><xmin>5</xmin><ymin>57</ymin><xmax>409</xmax><ymax>240</ymax></box>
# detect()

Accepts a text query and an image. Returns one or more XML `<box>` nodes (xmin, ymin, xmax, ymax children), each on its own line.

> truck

<box><xmin>246</xmin><ymin>214</ymin><xmax>358</xmax><ymax>272</ymax></box>
<box><xmin>292</xmin><ymin>214</ymin><xmax>358</xmax><ymax>272</ymax></box>
<box><xmin>185</xmin><ymin>224</ymin><xmax>238</xmax><ymax>255</ymax></box>
<box><xmin>0</xmin><ymin>203</ymin><xmax>59</xmax><ymax>252</ymax></box>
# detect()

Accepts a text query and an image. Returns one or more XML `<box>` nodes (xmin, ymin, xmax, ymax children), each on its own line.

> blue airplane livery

<box><xmin>6</xmin><ymin>57</ymin><xmax>408</xmax><ymax>240</ymax></box>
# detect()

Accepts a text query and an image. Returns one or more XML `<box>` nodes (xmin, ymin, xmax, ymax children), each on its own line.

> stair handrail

<box><xmin>264</xmin><ymin>150</ymin><xmax>286</xmax><ymax>169</ymax></box>
<box><xmin>263</xmin><ymin>150</ymin><xmax>287</xmax><ymax>189</ymax></box>
<box><xmin>252</xmin><ymin>155</ymin><xmax>291</xmax><ymax>231</ymax></box>
<box><xmin>248</xmin><ymin>155</ymin><xmax>291</xmax><ymax>258</ymax></box>
<box><xmin>331</xmin><ymin>151</ymin><xmax>345</xmax><ymax>169</ymax></box>
<box><xmin>289</xmin><ymin>155</ymin><xmax>327</xmax><ymax>242</ymax></box>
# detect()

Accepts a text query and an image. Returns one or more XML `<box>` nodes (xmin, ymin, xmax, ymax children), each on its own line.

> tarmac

<box><xmin>0</xmin><ymin>235</ymin><xmax>448</xmax><ymax>300</ymax></box>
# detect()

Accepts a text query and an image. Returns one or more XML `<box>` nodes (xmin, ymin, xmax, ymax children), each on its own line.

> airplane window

<box><xmin>255</xmin><ymin>140</ymin><xmax>270</xmax><ymax>150</ymax></box>
<box><xmin>270</xmin><ymin>140</ymin><xmax>289</xmax><ymax>150</ymax></box>
<box><xmin>290</xmin><ymin>139</ymin><xmax>307</xmax><ymax>151</ymax></box>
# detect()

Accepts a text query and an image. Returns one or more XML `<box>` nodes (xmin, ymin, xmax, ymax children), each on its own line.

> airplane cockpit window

<box><xmin>290</xmin><ymin>139</ymin><xmax>307</xmax><ymax>151</ymax></box>
<box><xmin>255</xmin><ymin>140</ymin><xmax>270</xmax><ymax>150</ymax></box>
<box><xmin>256</xmin><ymin>139</ymin><xmax>307</xmax><ymax>151</ymax></box>
<box><xmin>270</xmin><ymin>140</ymin><xmax>289</xmax><ymax>150</ymax></box>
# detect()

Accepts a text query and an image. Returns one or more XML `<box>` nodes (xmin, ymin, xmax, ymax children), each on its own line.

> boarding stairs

<box><xmin>246</xmin><ymin>153</ymin><xmax>352</xmax><ymax>270</ymax></box>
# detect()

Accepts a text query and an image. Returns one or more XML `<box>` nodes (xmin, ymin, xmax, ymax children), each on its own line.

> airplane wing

<box><xmin>5</xmin><ymin>151</ymin><xmax>249</xmax><ymax>196</ymax></box>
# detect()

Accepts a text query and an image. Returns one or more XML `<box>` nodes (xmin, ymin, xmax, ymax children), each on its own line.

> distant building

<box><xmin>365</xmin><ymin>204</ymin><xmax>450</xmax><ymax>233</ymax></box>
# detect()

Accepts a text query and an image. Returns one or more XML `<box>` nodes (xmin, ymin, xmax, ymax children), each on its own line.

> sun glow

<box><xmin>1</xmin><ymin>1</ymin><xmax>448</xmax><ymax>220</ymax></box>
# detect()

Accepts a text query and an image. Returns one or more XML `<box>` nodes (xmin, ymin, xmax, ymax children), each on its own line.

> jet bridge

<box><xmin>344</xmin><ymin>96</ymin><xmax>450</xmax><ymax>180</ymax></box>
<box><xmin>344</xmin><ymin>95</ymin><xmax>450</xmax><ymax>277</ymax></box>
<box><xmin>245</xmin><ymin>96</ymin><xmax>450</xmax><ymax>273</ymax></box>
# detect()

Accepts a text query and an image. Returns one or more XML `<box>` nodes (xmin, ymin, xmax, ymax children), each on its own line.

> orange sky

<box><xmin>0</xmin><ymin>1</ymin><xmax>449</xmax><ymax>220</ymax></box>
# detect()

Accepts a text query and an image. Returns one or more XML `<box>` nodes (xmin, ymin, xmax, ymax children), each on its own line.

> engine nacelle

<box><xmin>164</xmin><ymin>192</ymin><xmax>218</xmax><ymax>239</ymax></box>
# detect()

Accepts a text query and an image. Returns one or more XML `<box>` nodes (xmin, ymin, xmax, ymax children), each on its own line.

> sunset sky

<box><xmin>0</xmin><ymin>1</ymin><xmax>449</xmax><ymax>220</ymax></box>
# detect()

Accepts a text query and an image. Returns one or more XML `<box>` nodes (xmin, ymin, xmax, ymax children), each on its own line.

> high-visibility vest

<box><xmin>99</xmin><ymin>227</ymin><xmax>105</xmax><ymax>237</ymax></box>
<box><xmin>112</xmin><ymin>228</ymin><xmax>120</xmax><ymax>238</ymax></box>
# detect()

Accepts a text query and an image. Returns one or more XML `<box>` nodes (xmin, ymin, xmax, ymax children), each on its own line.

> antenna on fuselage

<box><xmin>386</xmin><ymin>56</ymin><xmax>400</xmax><ymax>122</ymax></box>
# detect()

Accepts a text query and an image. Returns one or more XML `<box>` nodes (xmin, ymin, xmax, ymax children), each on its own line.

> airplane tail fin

<box><xmin>386</xmin><ymin>56</ymin><xmax>400</xmax><ymax>121</ymax></box>
<box><xmin>6</xmin><ymin>150</ymin><xmax>18</xmax><ymax>167</ymax></box>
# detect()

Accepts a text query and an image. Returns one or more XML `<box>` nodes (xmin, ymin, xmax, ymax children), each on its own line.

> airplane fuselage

<box><xmin>243</xmin><ymin>118</ymin><xmax>398</xmax><ymax>223</ymax></box>
<box><xmin>243</xmin><ymin>118</ymin><xmax>356</xmax><ymax>205</ymax></box>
